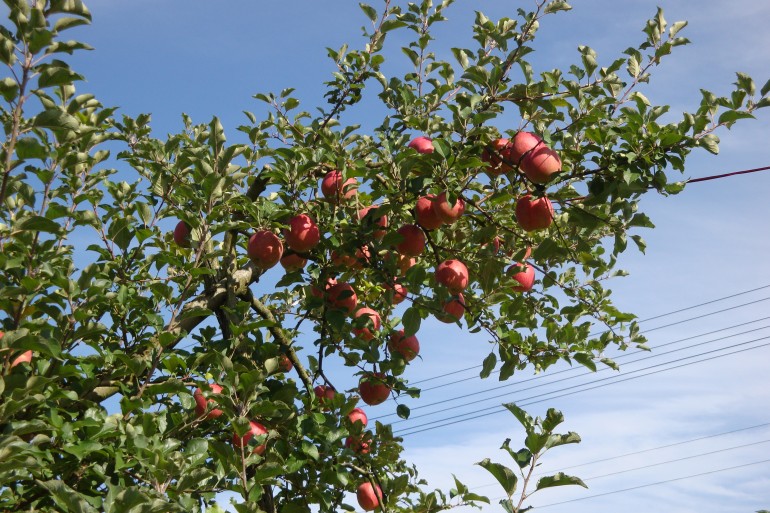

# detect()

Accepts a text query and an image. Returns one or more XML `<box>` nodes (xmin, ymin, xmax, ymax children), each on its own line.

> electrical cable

<box><xmin>467</xmin><ymin>421</ymin><xmax>770</xmax><ymax>491</ymax></box>
<box><xmin>396</xmin><ymin>339</ymin><xmax>770</xmax><ymax>436</ymax></box>
<box><xmin>518</xmin><ymin>458</ymin><xmax>770</xmax><ymax>509</ymax></box>
<box><xmin>371</xmin><ymin>318</ymin><xmax>770</xmax><ymax>422</ymax></box>
<box><xmin>412</xmin><ymin>285</ymin><xmax>770</xmax><ymax>385</ymax></box>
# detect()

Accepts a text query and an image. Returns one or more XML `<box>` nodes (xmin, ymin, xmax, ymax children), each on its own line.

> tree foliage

<box><xmin>0</xmin><ymin>0</ymin><xmax>767</xmax><ymax>512</ymax></box>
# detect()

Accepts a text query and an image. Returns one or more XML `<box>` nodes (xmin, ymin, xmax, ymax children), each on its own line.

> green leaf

<box><xmin>476</xmin><ymin>459</ymin><xmax>517</xmax><ymax>497</ymax></box>
<box><xmin>760</xmin><ymin>78</ymin><xmax>770</xmax><ymax>97</ymax></box>
<box><xmin>0</xmin><ymin>77</ymin><xmax>19</xmax><ymax>101</ymax></box>
<box><xmin>698</xmin><ymin>133</ymin><xmax>719</xmax><ymax>154</ymax></box>
<box><xmin>545</xmin><ymin>432</ymin><xmax>581</xmax><ymax>449</ymax></box>
<box><xmin>15</xmin><ymin>137</ymin><xmax>48</xmax><ymax>159</ymax></box>
<box><xmin>480</xmin><ymin>352</ymin><xmax>496</xmax><ymax>379</ymax></box>
<box><xmin>535</xmin><ymin>472</ymin><xmax>587</xmax><ymax>491</ymax></box>
<box><xmin>717</xmin><ymin>110</ymin><xmax>754</xmax><ymax>125</ymax></box>
<box><xmin>396</xmin><ymin>403</ymin><xmax>410</xmax><ymax>419</ymax></box>
<box><xmin>402</xmin><ymin>307</ymin><xmax>421</xmax><ymax>336</ymax></box>
<box><xmin>36</xmin><ymin>480</ymin><xmax>99</xmax><ymax>513</ymax></box>
<box><xmin>544</xmin><ymin>0</ymin><xmax>572</xmax><ymax>14</ymax></box>
<box><xmin>33</xmin><ymin>109</ymin><xmax>80</xmax><ymax>131</ymax></box>
<box><xmin>37</xmin><ymin>64</ymin><xmax>84</xmax><ymax>88</ymax></box>
<box><xmin>359</xmin><ymin>3</ymin><xmax>377</xmax><ymax>23</ymax></box>
<box><xmin>573</xmin><ymin>353</ymin><xmax>596</xmax><ymax>372</ymax></box>
<box><xmin>301</xmin><ymin>440</ymin><xmax>319</xmax><ymax>460</ymax></box>
<box><xmin>17</xmin><ymin>215</ymin><xmax>61</xmax><ymax>234</ymax></box>
<box><xmin>47</xmin><ymin>0</ymin><xmax>92</xmax><ymax>21</ymax></box>
<box><xmin>503</xmin><ymin>403</ymin><xmax>533</xmax><ymax>431</ymax></box>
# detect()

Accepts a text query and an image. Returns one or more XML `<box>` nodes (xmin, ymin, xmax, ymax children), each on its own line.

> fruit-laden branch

<box><xmin>242</xmin><ymin>289</ymin><xmax>314</xmax><ymax>395</ymax></box>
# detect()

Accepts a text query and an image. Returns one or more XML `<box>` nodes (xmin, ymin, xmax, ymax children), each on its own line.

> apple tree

<box><xmin>1</xmin><ymin>0</ymin><xmax>768</xmax><ymax>512</ymax></box>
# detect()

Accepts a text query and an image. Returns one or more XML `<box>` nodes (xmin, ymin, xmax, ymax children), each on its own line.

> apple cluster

<box><xmin>173</xmin><ymin>130</ymin><xmax>563</xmax><ymax>505</ymax></box>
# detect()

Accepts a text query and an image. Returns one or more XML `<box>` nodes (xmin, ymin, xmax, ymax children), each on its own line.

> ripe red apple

<box><xmin>311</xmin><ymin>277</ymin><xmax>337</xmax><ymax>299</ymax></box>
<box><xmin>396</xmin><ymin>224</ymin><xmax>426</xmax><ymax>257</ymax></box>
<box><xmin>248</xmin><ymin>230</ymin><xmax>283</xmax><ymax>269</ymax></box>
<box><xmin>345</xmin><ymin>433</ymin><xmax>371</xmax><ymax>454</ymax></box>
<box><xmin>515</xmin><ymin>194</ymin><xmax>554</xmax><ymax>232</ymax></box>
<box><xmin>347</xmin><ymin>407</ymin><xmax>368</xmax><ymax>427</ymax></box>
<box><xmin>359</xmin><ymin>373</ymin><xmax>390</xmax><ymax>406</ymax></box>
<box><xmin>278</xmin><ymin>354</ymin><xmax>293</xmax><ymax>372</ymax></box>
<box><xmin>285</xmin><ymin>214</ymin><xmax>320</xmax><ymax>253</ymax></box>
<box><xmin>437</xmin><ymin>294</ymin><xmax>466</xmax><ymax>323</ymax></box>
<box><xmin>384</xmin><ymin>281</ymin><xmax>408</xmax><ymax>305</ymax></box>
<box><xmin>280</xmin><ymin>252</ymin><xmax>307</xmax><ymax>271</ymax></box>
<box><xmin>353</xmin><ymin>307</ymin><xmax>382</xmax><ymax>341</ymax></box>
<box><xmin>389</xmin><ymin>330</ymin><xmax>420</xmax><ymax>362</ymax></box>
<box><xmin>435</xmin><ymin>259</ymin><xmax>469</xmax><ymax>294</ymax></box>
<box><xmin>10</xmin><ymin>349</ymin><xmax>33</xmax><ymax>368</ymax></box>
<box><xmin>173</xmin><ymin>220</ymin><xmax>191</xmax><ymax>247</ymax></box>
<box><xmin>321</xmin><ymin>170</ymin><xmax>358</xmax><ymax>202</ymax></box>
<box><xmin>482</xmin><ymin>138</ymin><xmax>514</xmax><ymax>176</ymax></box>
<box><xmin>327</xmin><ymin>282</ymin><xmax>358</xmax><ymax>314</ymax></box>
<box><xmin>357</xmin><ymin>206</ymin><xmax>388</xmax><ymax>239</ymax></box>
<box><xmin>194</xmin><ymin>383</ymin><xmax>224</xmax><ymax>419</ymax></box>
<box><xmin>314</xmin><ymin>384</ymin><xmax>336</xmax><ymax>407</ymax></box>
<box><xmin>510</xmin><ymin>131</ymin><xmax>543</xmax><ymax>162</ymax></box>
<box><xmin>357</xmin><ymin>482</ymin><xmax>383</xmax><ymax>511</ymax></box>
<box><xmin>432</xmin><ymin>191</ymin><xmax>465</xmax><ymax>224</ymax></box>
<box><xmin>509</xmin><ymin>263</ymin><xmax>535</xmax><ymax>292</ymax></box>
<box><xmin>232</xmin><ymin>420</ymin><xmax>268</xmax><ymax>455</ymax></box>
<box><xmin>521</xmin><ymin>144</ymin><xmax>561</xmax><ymax>184</ymax></box>
<box><xmin>408</xmin><ymin>136</ymin><xmax>434</xmax><ymax>154</ymax></box>
<box><xmin>415</xmin><ymin>194</ymin><xmax>444</xmax><ymax>230</ymax></box>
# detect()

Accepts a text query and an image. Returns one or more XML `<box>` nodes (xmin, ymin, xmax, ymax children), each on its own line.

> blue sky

<box><xmin>57</xmin><ymin>1</ymin><xmax>770</xmax><ymax>511</ymax></box>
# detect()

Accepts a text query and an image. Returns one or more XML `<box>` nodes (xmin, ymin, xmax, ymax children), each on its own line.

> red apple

<box><xmin>510</xmin><ymin>131</ymin><xmax>543</xmax><ymax>162</ymax></box>
<box><xmin>347</xmin><ymin>407</ymin><xmax>368</xmax><ymax>427</ymax></box>
<box><xmin>357</xmin><ymin>482</ymin><xmax>383</xmax><ymax>511</ymax></box>
<box><xmin>432</xmin><ymin>191</ymin><xmax>465</xmax><ymax>224</ymax></box>
<box><xmin>327</xmin><ymin>282</ymin><xmax>358</xmax><ymax>314</ymax></box>
<box><xmin>357</xmin><ymin>206</ymin><xmax>388</xmax><ymax>239</ymax></box>
<box><xmin>384</xmin><ymin>281</ymin><xmax>408</xmax><ymax>305</ymax></box>
<box><xmin>509</xmin><ymin>263</ymin><xmax>535</xmax><ymax>292</ymax></box>
<box><xmin>321</xmin><ymin>170</ymin><xmax>358</xmax><ymax>202</ymax></box>
<box><xmin>278</xmin><ymin>354</ymin><xmax>293</xmax><ymax>372</ymax></box>
<box><xmin>311</xmin><ymin>277</ymin><xmax>337</xmax><ymax>299</ymax></box>
<box><xmin>345</xmin><ymin>434</ymin><xmax>371</xmax><ymax>454</ymax></box>
<box><xmin>232</xmin><ymin>420</ymin><xmax>268</xmax><ymax>455</ymax></box>
<box><xmin>389</xmin><ymin>330</ymin><xmax>420</xmax><ymax>362</ymax></box>
<box><xmin>280</xmin><ymin>252</ymin><xmax>307</xmax><ymax>271</ymax></box>
<box><xmin>248</xmin><ymin>230</ymin><xmax>283</xmax><ymax>269</ymax></box>
<box><xmin>396</xmin><ymin>224</ymin><xmax>426</xmax><ymax>257</ymax></box>
<box><xmin>435</xmin><ymin>259</ymin><xmax>469</xmax><ymax>294</ymax></box>
<box><xmin>194</xmin><ymin>383</ymin><xmax>224</xmax><ymax>419</ymax></box>
<box><xmin>285</xmin><ymin>214</ymin><xmax>320</xmax><ymax>253</ymax></box>
<box><xmin>332</xmin><ymin>246</ymin><xmax>372</xmax><ymax>270</ymax></box>
<box><xmin>515</xmin><ymin>194</ymin><xmax>554</xmax><ymax>232</ymax></box>
<box><xmin>173</xmin><ymin>220</ymin><xmax>191</xmax><ymax>247</ymax></box>
<box><xmin>415</xmin><ymin>194</ymin><xmax>444</xmax><ymax>230</ymax></box>
<box><xmin>314</xmin><ymin>385</ymin><xmax>336</xmax><ymax>407</ymax></box>
<box><xmin>359</xmin><ymin>373</ymin><xmax>390</xmax><ymax>406</ymax></box>
<box><xmin>10</xmin><ymin>349</ymin><xmax>33</xmax><ymax>368</ymax></box>
<box><xmin>385</xmin><ymin>252</ymin><xmax>416</xmax><ymax>276</ymax></box>
<box><xmin>408</xmin><ymin>136</ymin><xmax>434</xmax><ymax>154</ymax></box>
<box><xmin>437</xmin><ymin>294</ymin><xmax>466</xmax><ymax>323</ymax></box>
<box><xmin>353</xmin><ymin>307</ymin><xmax>382</xmax><ymax>341</ymax></box>
<box><xmin>482</xmin><ymin>138</ymin><xmax>514</xmax><ymax>176</ymax></box>
<box><xmin>521</xmin><ymin>145</ymin><xmax>561</xmax><ymax>184</ymax></box>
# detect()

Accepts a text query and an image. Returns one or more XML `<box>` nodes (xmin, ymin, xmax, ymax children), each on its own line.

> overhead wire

<box><xmin>396</xmin><ymin>338</ymin><xmax>770</xmax><ymax>436</ymax></box>
<box><xmin>408</xmin><ymin>285</ymin><xmax>770</xmax><ymax>387</ymax></box>
<box><xmin>371</xmin><ymin>316</ymin><xmax>770</xmax><ymax>422</ymax></box>
<box><xmin>467</xmin><ymin>421</ymin><xmax>770</xmax><ymax>491</ymax></box>
<box><xmin>516</xmin><ymin>458</ymin><xmax>770</xmax><ymax>509</ymax></box>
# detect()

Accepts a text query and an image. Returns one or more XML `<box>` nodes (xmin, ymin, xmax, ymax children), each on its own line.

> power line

<box><xmin>468</xmin><ymin>421</ymin><xmax>770</xmax><ymax>491</ymax></box>
<box><xmin>383</xmin><ymin>324</ymin><xmax>770</xmax><ymax>425</ymax></box>
<box><xmin>687</xmin><ymin>165</ymin><xmax>770</xmax><ymax>184</ymax></box>
<box><xmin>409</xmin><ymin>285</ymin><xmax>770</xmax><ymax>387</ymax></box>
<box><xmin>372</xmin><ymin>318</ymin><xmax>770</xmax><ymax>422</ymax></box>
<box><xmin>396</xmin><ymin>339</ymin><xmax>770</xmax><ymax>436</ymax></box>
<box><xmin>523</xmin><ymin>458</ymin><xmax>770</xmax><ymax>509</ymax></box>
